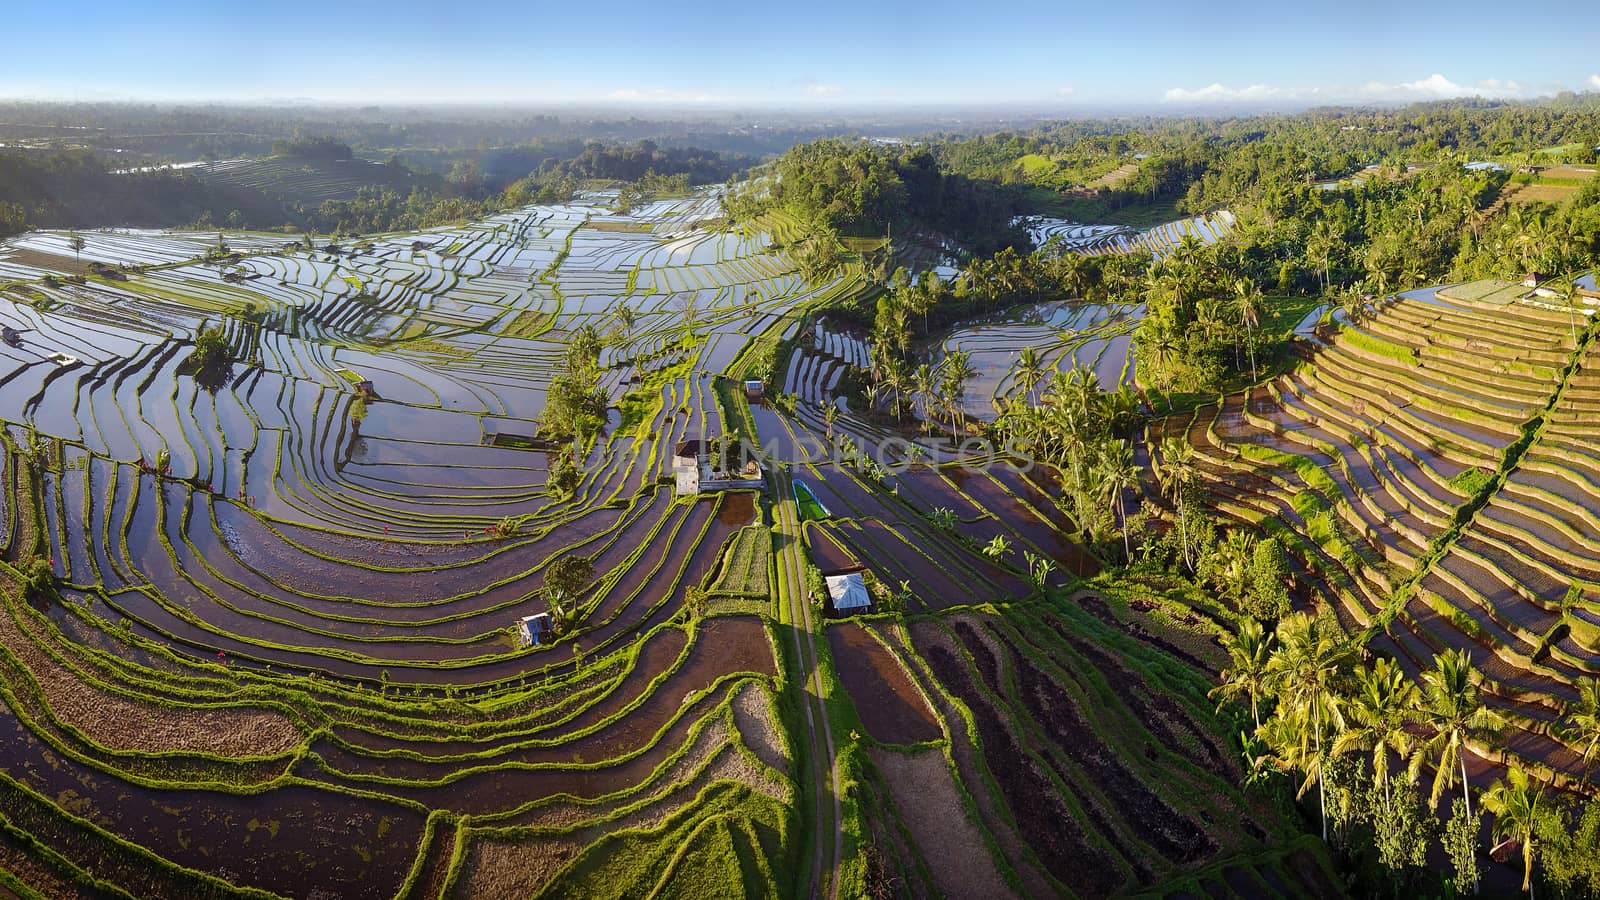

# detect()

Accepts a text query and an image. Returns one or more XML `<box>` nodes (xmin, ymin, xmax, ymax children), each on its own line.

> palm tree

<box><xmin>1558</xmin><ymin>678</ymin><xmax>1600</xmax><ymax>787</ymax></box>
<box><xmin>1410</xmin><ymin>648</ymin><xmax>1506</xmax><ymax>871</ymax></box>
<box><xmin>1263</xmin><ymin>612</ymin><xmax>1351</xmax><ymax>841</ymax></box>
<box><xmin>1212</xmin><ymin>617</ymin><xmax>1273</xmax><ymax>729</ymax></box>
<box><xmin>911</xmin><ymin>364</ymin><xmax>936</xmax><ymax>435</ymax></box>
<box><xmin>1482</xmin><ymin>766</ymin><xmax>1552</xmax><ymax>898</ymax></box>
<box><xmin>68</xmin><ymin>233</ymin><xmax>86</xmax><ymax>261</ymax></box>
<box><xmin>1096</xmin><ymin>438</ymin><xmax>1139</xmax><ymax>560</ymax></box>
<box><xmin>1233</xmin><ymin>278</ymin><xmax>1263</xmax><ymax>381</ymax></box>
<box><xmin>1196</xmin><ymin>297</ymin><xmax>1228</xmax><ymax>346</ymax></box>
<box><xmin>822</xmin><ymin>402</ymin><xmax>839</xmax><ymax>442</ymax></box>
<box><xmin>1013</xmin><ymin>346</ymin><xmax>1046</xmax><ymax>405</ymax></box>
<box><xmin>1337</xmin><ymin>288</ymin><xmax>1367</xmax><ymax>327</ymax></box>
<box><xmin>1155</xmin><ymin>437</ymin><xmax>1197</xmax><ymax>570</ymax></box>
<box><xmin>1139</xmin><ymin>323</ymin><xmax>1180</xmax><ymax>409</ymax></box>
<box><xmin>1308</xmin><ymin>219</ymin><xmax>1337</xmax><ymax>293</ymax></box>
<box><xmin>882</xmin><ymin>357</ymin><xmax>909</xmax><ymax>425</ymax></box>
<box><xmin>941</xmin><ymin>350</ymin><xmax>978</xmax><ymax>441</ymax></box>
<box><xmin>616</xmin><ymin>303</ymin><xmax>637</xmax><ymax>339</ymax></box>
<box><xmin>1332</xmin><ymin>657</ymin><xmax>1420</xmax><ymax>797</ymax></box>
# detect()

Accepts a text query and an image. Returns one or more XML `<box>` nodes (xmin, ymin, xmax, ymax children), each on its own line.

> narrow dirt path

<box><xmin>771</xmin><ymin>465</ymin><xmax>842</xmax><ymax>900</ymax></box>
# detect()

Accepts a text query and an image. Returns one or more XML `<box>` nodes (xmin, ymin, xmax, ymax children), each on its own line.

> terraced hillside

<box><xmin>0</xmin><ymin>190</ymin><xmax>850</xmax><ymax>898</ymax></box>
<box><xmin>1158</xmin><ymin>283</ymin><xmax>1600</xmax><ymax>793</ymax></box>
<box><xmin>1021</xmin><ymin>211</ymin><xmax>1236</xmax><ymax>258</ymax></box>
<box><xmin>0</xmin><ymin>182</ymin><xmax>1342</xmax><ymax>898</ymax></box>
<box><xmin>827</xmin><ymin>591</ymin><xmax>1341</xmax><ymax>900</ymax></box>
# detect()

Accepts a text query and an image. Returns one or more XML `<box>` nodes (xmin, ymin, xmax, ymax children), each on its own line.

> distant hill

<box><xmin>191</xmin><ymin>156</ymin><xmax>437</xmax><ymax>204</ymax></box>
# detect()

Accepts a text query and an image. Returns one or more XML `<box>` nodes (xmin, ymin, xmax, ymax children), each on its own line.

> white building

<box><xmin>825</xmin><ymin>573</ymin><xmax>872</xmax><ymax>615</ymax></box>
<box><xmin>517</xmin><ymin>613</ymin><xmax>553</xmax><ymax>647</ymax></box>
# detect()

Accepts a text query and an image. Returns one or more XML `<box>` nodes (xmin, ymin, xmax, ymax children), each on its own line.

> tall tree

<box><xmin>1483</xmin><ymin>766</ymin><xmax>1553</xmax><ymax>898</ymax></box>
<box><xmin>543</xmin><ymin>554</ymin><xmax>594</xmax><ymax>626</ymax></box>
<box><xmin>1096</xmin><ymin>438</ymin><xmax>1139</xmax><ymax>560</ymax></box>
<box><xmin>940</xmin><ymin>350</ymin><xmax>977</xmax><ymax>441</ymax></box>
<box><xmin>1212</xmin><ymin>617</ymin><xmax>1273</xmax><ymax>729</ymax></box>
<box><xmin>1156</xmin><ymin>437</ymin><xmax>1198</xmax><ymax>571</ymax></box>
<box><xmin>1411</xmin><ymin>648</ymin><xmax>1506</xmax><ymax>893</ymax></box>
<box><xmin>1559</xmin><ymin>679</ymin><xmax>1600</xmax><ymax>787</ymax></box>
<box><xmin>1013</xmin><ymin>345</ymin><xmax>1047</xmax><ymax>405</ymax></box>
<box><xmin>1233</xmin><ymin>277</ymin><xmax>1263</xmax><ymax>380</ymax></box>
<box><xmin>1263</xmin><ymin>612</ymin><xmax>1351</xmax><ymax>841</ymax></box>
<box><xmin>1332</xmin><ymin>657</ymin><xmax>1420</xmax><ymax>797</ymax></box>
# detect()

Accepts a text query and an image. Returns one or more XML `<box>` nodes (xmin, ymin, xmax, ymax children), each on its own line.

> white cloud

<box><xmin>1163</xmin><ymin>82</ymin><xmax>1287</xmax><ymax>103</ymax></box>
<box><xmin>1589</xmin><ymin>74</ymin><xmax>1600</xmax><ymax>90</ymax></box>
<box><xmin>1055</xmin><ymin>85</ymin><xmax>1077</xmax><ymax>97</ymax></box>
<box><xmin>803</xmin><ymin>83</ymin><xmax>845</xmax><ymax>98</ymax></box>
<box><xmin>1164</xmin><ymin>73</ymin><xmax>1541</xmax><ymax>106</ymax></box>
<box><xmin>1357</xmin><ymin>73</ymin><xmax>1523</xmax><ymax>101</ymax></box>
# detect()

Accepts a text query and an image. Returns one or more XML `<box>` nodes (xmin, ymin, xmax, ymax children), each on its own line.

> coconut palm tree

<box><xmin>1013</xmin><ymin>346</ymin><xmax>1047</xmax><ymax>405</ymax></box>
<box><xmin>911</xmin><ymin>363</ymin><xmax>935</xmax><ymax>434</ymax></box>
<box><xmin>941</xmin><ymin>350</ymin><xmax>978</xmax><ymax>441</ymax></box>
<box><xmin>1559</xmin><ymin>678</ymin><xmax>1600</xmax><ymax>787</ymax></box>
<box><xmin>1308</xmin><ymin>219</ymin><xmax>1337</xmax><ymax>293</ymax></box>
<box><xmin>616</xmin><ymin>303</ymin><xmax>637</xmax><ymax>339</ymax></box>
<box><xmin>863</xmin><ymin>383</ymin><xmax>883</xmax><ymax>418</ymax></box>
<box><xmin>1233</xmin><ymin>278</ymin><xmax>1263</xmax><ymax>381</ymax></box>
<box><xmin>1155</xmin><ymin>437</ymin><xmax>1198</xmax><ymax>571</ymax></box>
<box><xmin>1263</xmin><ymin>612</ymin><xmax>1352</xmax><ymax>841</ymax></box>
<box><xmin>1096</xmin><ymin>438</ymin><xmax>1139</xmax><ymax>561</ymax></box>
<box><xmin>1332</xmin><ymin>657</ymin><xmax>1420</xmax><ymax>797</ymax></box>
<box><xmin>1139</xmin><ymin>323</ymin><xmax>1180</xmax><ymax>409</ymax></box>
<box><xmin>882</xmin><ymin>357</ymin><xmax>909</xmax><ymax>425</ymax></box>
<box><xmin>822</xmin><ymin>403</ymin><xmax>839</xmax><ymax>442</ymax></box>
<box><xmin>1196</xmin><ymin>297</ymin><xmax>1228</xmax><ymax>346</ymax></box>
<box><xmin>1411</xmin><ymin>647</ymin><xmax>1506</xmax><ymax>880</ymax></box>
<box><xmin>1482</xmin><ymin>766</ymin><xmax>1553</xmax><ymax>898</ymax></box>
<box><xmin>1212</xmin><ymin>617</ymin><xmax>1273</xmax><ymax>729</ymax></box>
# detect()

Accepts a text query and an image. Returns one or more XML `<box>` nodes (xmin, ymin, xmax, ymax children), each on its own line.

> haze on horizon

<box><xmin>3</xmin><ymin>0</ymin><xmax>1599</xmax><ymax>113</ymax></box>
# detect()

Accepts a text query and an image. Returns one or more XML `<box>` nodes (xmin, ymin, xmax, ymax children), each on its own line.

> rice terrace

<box><xmin>5</xmin><ymin>6</ymin><xmax>1600</xmax><ymax>899</ymax></box>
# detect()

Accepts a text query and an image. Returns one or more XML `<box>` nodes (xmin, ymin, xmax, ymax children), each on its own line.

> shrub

<box><xmin>1246</xmin><ymin>536</ymin><xmax>1291</xmax><ymax>621</ymax></box>
<box><xmin>20</xmin><ymin>557</ymin><xmax>60</xmax><ymax>608</ymax></box>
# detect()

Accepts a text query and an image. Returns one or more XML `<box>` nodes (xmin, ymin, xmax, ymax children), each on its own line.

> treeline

<box><xmin>743</xmin><ymin>139</ymin><xmax>1028</xmax><ymax>254</ymax></box>
<box><xmin>535</xmin><ymin>140</ymin><xmax>752</xmax><ymax>186</ymax></box>
<box><xmin>0</xmin><ymin>150</ymin><xmax>284</xmax><ymax>237</ymax></box>
<box><xmin>0</xmin><ymin>100</ymin><xmax>885</xmax><ymax>165</ymax></box>
<box><xmin>0</xmin><ymin>138</ymin><xmax>759</xmax><ymax>238</ymax></box>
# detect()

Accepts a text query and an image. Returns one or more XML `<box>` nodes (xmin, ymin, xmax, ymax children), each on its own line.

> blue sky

<box><xmin>3</xmin><ymin>0</ymin><xmax>1598</xmax><ymax>108</ymax></box>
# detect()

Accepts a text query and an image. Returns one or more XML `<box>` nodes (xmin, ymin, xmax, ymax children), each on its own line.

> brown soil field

<box><xmin>869</xmin><ymin>746</ymin><xmax>1017</xmax><ymax>899</ymax></box>
<box><xmin>827</xmin><ymin>622</ymin><xmax>939</xmax><ymax>744</ymax></box>
<box><xmin>1</xmin><ymin>589</ymin><xmax>304</xmax><ymax>757</ymax></box>
<box><xmin>914</xmin><ymin>621</ymin><xmax>1124</xmax><ymax>898</ymax></box>
<box><xmin>965</xmin><ymin>619</ymin><xmax>1218</xmax><ymax>864</ymax></box>
<box><xmin>1506</xmin><ymin>182</ymin><xmax>1580</xmax><ymax>205</ymax></box>
<box><xmin>0</xmin><ymin>247</ymin><xmax>98</xmax><ymax>277</ymax></box>
<box><xmin>1037</xmin><ymin>610</ymin><xmax>1236</xmax><ymax>782</ymax></box>
<box><xmin>1537</xmin><ymin>165</ymin><xmax>1597</xmax><ymax>181</ymax></box>
<box><xmin>897</xmin><ymin>622</ymin><xmax>1058</xmax><ymax>898</ymax></box>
